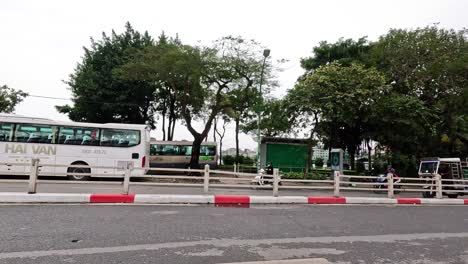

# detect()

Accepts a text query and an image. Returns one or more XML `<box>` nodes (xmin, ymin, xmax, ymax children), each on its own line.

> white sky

<box><xmin>1</xmin><ymin>0</ymin><xmax>467</xmax><ymax>150</ymax></box>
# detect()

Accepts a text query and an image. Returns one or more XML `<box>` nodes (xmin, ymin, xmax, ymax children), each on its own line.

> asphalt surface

<box><xmin>0</xmin><ymin>204</ymin><xmax>467</xmax><ymax>264</ymax></box>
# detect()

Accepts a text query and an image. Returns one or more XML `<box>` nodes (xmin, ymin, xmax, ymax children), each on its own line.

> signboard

<box><xmin>330</xmin><ymin>148</ymin><xmax>343</xmax><ymax>172</ymax></box>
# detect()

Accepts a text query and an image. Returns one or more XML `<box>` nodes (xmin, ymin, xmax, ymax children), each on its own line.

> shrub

<box><xmin>222</xmin><ymin>155</ymin><xmax>235</xmax><ymax>165</ymax></box>
<box><xmin>222</xmin><ymin>155</ymin><xmax>255</xmax><ymax>165</ymax></box>
<box><xmin>314</xmin><ymin>157</ymin><xmax>324</xmax><ymax>167</ymax></box>
<box><xmin>282</xmin><ymin>172</ymin><xmax>327</xmax><ymax>180</ymax></box>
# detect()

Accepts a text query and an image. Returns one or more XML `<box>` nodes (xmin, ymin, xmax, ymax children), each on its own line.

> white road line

<box><xmin>218</xmin><ymin>258</ymin><xmax>331</xmax><ymax>264</ymax></box>
<box><xmin>0</xmin><ymin>232</ymin><xmax>467</xmax><ymax>260</ymax></box>
<box><xmin>69</xmin><ymin>187</ymin><xmax>118</xmax><ymax>190</ymax></box>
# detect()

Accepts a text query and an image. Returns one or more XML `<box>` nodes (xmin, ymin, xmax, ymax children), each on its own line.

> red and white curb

<box><xmin>0</xmin><ymin>193</ymin><xmax>467</xmax><ymax>205</ymax></box>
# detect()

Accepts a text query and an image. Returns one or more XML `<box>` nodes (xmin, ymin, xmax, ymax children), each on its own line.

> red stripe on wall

<box><xmin>90</xmin><ymin>194</ymin><xmax>135</xmax><ymax>203</ymax></box>
<box><xmin>308</xmin><ymin>197</ymin><xmax>346</xmax><ymax>204</ymax></box>
<box><xmin>397</xmin><ymin>198</ymin><xmax>421</xmax><ymax>204</ymax></box>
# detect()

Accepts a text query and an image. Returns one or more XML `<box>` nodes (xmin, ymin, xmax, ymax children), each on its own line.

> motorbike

<box><xmin>252</xmin><ymin>169</ymin><xmax>282</xmax><ymax>186</ymax></box>
<box><xmin>373</xmin><ymin>173</ymin><xmax>401</xmax><ymax>194</ymax></box>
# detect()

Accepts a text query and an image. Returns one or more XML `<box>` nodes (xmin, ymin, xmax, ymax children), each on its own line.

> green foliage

<box><xmin>0</xmin><ymin>85</ymin><xmax>28</xmax><ymax>113</ymax></box>
<box><xmin>282</xmin><ymin>172</ymin><xmax>327</xmax><ymax>180</ymax></box>
<box><xmin>222</xmin><ymin>155</ymin><xmax>235</xmax><ymax>165</ymax></box>
<box><xmin>370</xmin><ymin>26</ymin><xmax>468</xmax><ymax>158</ymax></box>
<box><xmin>216</xmin><ymin>36</ymin><xmax>276</xmax><ymax>161</ymax></box>
<box><xmin>218</xmin><ymin>164</ymin><xmax>257</xmax><ymax>173</ymax></box>
<box><xmin>57</xmin><ymin>22</ymin><xmax>156</xmax><ymax>126</ymax></box>
<box><xmin>222</xmin><ymin>155</ymin><xmax>255</xmax><ymax>165</ymax></box>
<box><xmin>300</xmin><ymin>37</ymin><xmax>372</xmax><ymax>73</ymax></box>
<box><xmin>290</xmin><ymin>62</ymin><xmax>387</xmax><ymax>169</ymax></box>
<box><xmin>118</xmin><ymin>34</ymin><xmax>277</xmax><ymax>168</ymax></box>
<box><xmin>242</xmin><ymin>99</ymin><xmax>293</xmax><ymax>137</ymax></box>
<box><xmin>293</xmin><ymin>25</ymin><xmax>468</xmax><ymax>170</ymax></box>
<box><xmin>356</xmin><ymin>159</ymin><xmax>366</xmax><ymax>173</ymax></box>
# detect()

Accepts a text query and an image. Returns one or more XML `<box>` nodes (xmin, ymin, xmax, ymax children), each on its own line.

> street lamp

<box><xmin>257</xmin><ymin>49</ymin><xmax>270</xmax><ymax>172</ymax></box>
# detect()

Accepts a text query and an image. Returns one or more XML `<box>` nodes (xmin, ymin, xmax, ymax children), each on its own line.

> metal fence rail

<box><xmin>0</xmin><ymin>160</ymin><xmax>467</xmax><ymax>199</ymax></box>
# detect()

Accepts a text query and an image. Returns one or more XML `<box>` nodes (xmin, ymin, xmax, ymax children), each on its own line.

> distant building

<box><xmin>312</xmin><ymin>144</ymin><xmax>329</xmax><ymax>165</ymax></box>
<box><xmin>222</xmin><ymin>148</ymin><xmax>256</xmax><ymax>158</ymax></box>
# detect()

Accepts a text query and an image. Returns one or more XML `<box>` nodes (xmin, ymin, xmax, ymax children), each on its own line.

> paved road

<box><xmin>0</xmin><ymin>176</ymin><xmax>422</xmax><ymax>198</ymax></box>
<box><xmin>0</xmin><ymin>204</ymin><xmax>467</xmax><ymax>263</ymax></box>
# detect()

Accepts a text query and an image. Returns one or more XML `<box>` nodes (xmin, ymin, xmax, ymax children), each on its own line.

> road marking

<box><xmin>218</xmin><ymin>258</ymin><xmax>331</xmax><ymax>264</ymax></box>
<box><xmin>247</xmin><ymin>246</ymin><xmax>345</xmax><ymax>260</ymax></box>
<box><xmin>150</xmin><ymin>210</ymin><xmax>179</xmax><ymax>215</ymax></box>
<box><xmin>1</xmin><ymin>232</ymin><xmax>468</xmax><ymax>260</ymax></box>
<box><xmin>70</xmin><ymin>187</ymin><xmax>118</xmax><ymax>190</ymax></box>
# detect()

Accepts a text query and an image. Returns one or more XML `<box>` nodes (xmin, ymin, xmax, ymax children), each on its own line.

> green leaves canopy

<box><xmin>57</xmin><ymin>22</ymin><xmax>156</xmax><ymax>127</ymax></box>
<box><xmin>0</xmin><ymin>85</ymin><xmax>28</xmax><ymax>113</ymax></box>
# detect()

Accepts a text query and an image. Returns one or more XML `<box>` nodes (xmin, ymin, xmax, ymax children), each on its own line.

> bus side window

<box><xmin>0</xmin><ymin>123</ymin><xmax>13</xmax><ymax>142</ymax></box>
<box><xmin>150</xmin><ymin>144</ymin><xmax>157</xmax><ymax>155</ymax></box>
<box><xmin>101</xmin><ymin>128</ymin><xmax>140</xmax><ymax>147</ymax></box>
<box><xmin>59</xmin><ymin>127</ymin><xmax>100</xmax><ymax>145</ymax></box>
<box><xmin>14</xmin><ymin>124</ymin><xmax>55</xmax><ymax>144</ymax></box>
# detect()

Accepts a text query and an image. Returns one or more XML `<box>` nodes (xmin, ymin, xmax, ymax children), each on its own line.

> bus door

<box><xmin>0</xmin><ymin>123</ymin><xmax>26</xmax><ymax>175</ymax></box>
<box><xmin>98</xmin><ymin>128</ymin><xmax>142</xmax><ymax>176</ymax></box>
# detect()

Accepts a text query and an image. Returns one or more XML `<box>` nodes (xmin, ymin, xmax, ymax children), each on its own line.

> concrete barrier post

<box><xmin>435</xmin><ymin>174</ymin><xmax>442</xmax><ymax>199</ymax></box>
<box><xmin>273</xmin><ymin>168</ymin><xmax>279</xmax><ymax>197</ymax></box>
<box><xmin>387</xmin><ymin>173</ymin><xmax>394</xmax><ymax>199</ymax></box>
<box><xmin>333</xmin><ymin>171</ymin><xmax>340</xmax><ymax>197</ymax></box>
<box><xmin>122</xmin><ymin>162</ymin><xmax>132</xmax><ymax>195</ymax></box>
<box><xmin>28</xmin><ymin>159</ymin><xmax>39</xmax><ymax>194</ymax></box>
<box><xmin>203</xmin><ymin>164</ymin><xmax>210</xmax><ymax>193</ymax></box>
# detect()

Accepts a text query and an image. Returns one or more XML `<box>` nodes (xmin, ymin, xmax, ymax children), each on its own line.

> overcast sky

<box><xmin>1</xmin><ymin>0</ymin><xmax>467</xmax><ymax>150</ymax></box>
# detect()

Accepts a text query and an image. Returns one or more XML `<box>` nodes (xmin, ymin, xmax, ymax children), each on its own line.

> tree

<box><xmin>214</xmin><ymin>115</ymin><xmax>229</xmax><ymax>164</ymax></box>
<box><xmin>300</xmin><ymin>37</ymin><xmax>372</xmax><ymax>75</ymax></box>
<box><xmin>116</xmin><ymin>33</ymin><xmax>183</xmax><ymax>140</ymax></box>
<box><xmin>56</xmin><ymin>22</ymin><xmax>156</xmax><ymax>127</ymax></box>
<box><xmin>291</xmin><ymin>63</ymin><xmax>387</xmax><ymax>169</ymax></box>
<box><xmin>296</xmin><ymin>25</ymin><xmax>468</xmax><ymax>175</ymax></box>
<box><xmin>119</xmin><ymin>39</ymin><xmax>235</xmax><ymax>168</ymax></box>
<box><xmin>370</xmin><ymin>25</ymin><xmax>468</xmax><ymax>158</ymax></box>
<box><xmin>242</xmin><ymin>99</ymin><xmax>293</xmax><ymax>137</ymax></box>
<box><xmin>0</xmin><ymin>85</ymin><xmax>28</xmax><ymax>113</ymax></box>
<box><xmin>214</xmin><ymin>36</ymin><xmax>275</xmax><ymax>164</ymax></box>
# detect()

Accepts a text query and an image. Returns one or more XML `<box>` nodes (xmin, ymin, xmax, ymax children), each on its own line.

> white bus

<box><xmin>149</xmin><ymin>140</ymin><xmax>218</xmax><ymax>169</ymax></box>
<box><xmin>0</xmin><ymin>114</ymin><xmax>150</xmax><ymax>180</ymax></box>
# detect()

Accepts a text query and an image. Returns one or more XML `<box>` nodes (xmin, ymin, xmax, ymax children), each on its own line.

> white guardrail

<box><xmin>0</xmin><ymin>159</ymin><xmax>467</xmax><ymax>198</ymax></box>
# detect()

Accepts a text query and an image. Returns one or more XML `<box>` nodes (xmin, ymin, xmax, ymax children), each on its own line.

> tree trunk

<box><xmin>235</xmin><ymin>117</ymin><xmax>240</xmax><ymax>164</ymax></box>
<box><xmin>167</xmin><ymin>115</ymin><xmax>172</xmax><ymax>141</ymax></box>
<box><xmin>213</xmin><ymin>118</ymin><xmax>217</xmax><ymax>142</ymax></box>
<box><xmin>170</xmin><ymin>115</ymin><xmax>176</xmax><ymax>141</ymax></box>
<box><xmin>215</xmin><ymin>118</ymin><xmax>227</xmax><ymax>166</ymax></box>
<box><xmin>161</xmin><ymin>111</ymin><xmax>166</xmax><ymax>141</ymax></box>
<box><xmin>219</xmin><ymin>141</ymin><xmax>223</xmax><ymax>165</ymax></box>
<box><xmin>184</xmin><ymin>84</ymin><xmax>224</xmax><ymax>169</ymax></box>
<box><xmin>189</xmin><ymin>136</ymin><xmax>204</xmax><ymax>169</ymax></box>
<box><xmin>350</xmin><ymin>149</ymin><xmax>356</xmax><ymax>171</ymax></box>
<box><xmin>367</xmin><ymin>140</ymin><xmax>372</xmax><ymax>174</ymax></box>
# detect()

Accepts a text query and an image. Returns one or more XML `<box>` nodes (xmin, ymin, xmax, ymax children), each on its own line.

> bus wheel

<box><xmin>67</xmin><ymin>163</ymin><xmax>90</xmax><ymax>181</ymax></box>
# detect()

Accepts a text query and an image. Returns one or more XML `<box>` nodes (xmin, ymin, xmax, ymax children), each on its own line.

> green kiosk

<box><xmin>260</xmin><ymin>137</ymin><xmax>311</xmax><ymax>171</ymax></box>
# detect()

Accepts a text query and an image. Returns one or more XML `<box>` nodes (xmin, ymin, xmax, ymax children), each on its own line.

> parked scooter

<box><xmin>253</xmin><ymin>168</ymin><xmax>282</xmax><ymax>186</ymax></box>
<box><xmin>373</xmin><ymin>173</ymin><xmax>401</xmax><ymax>194</ymax></box>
